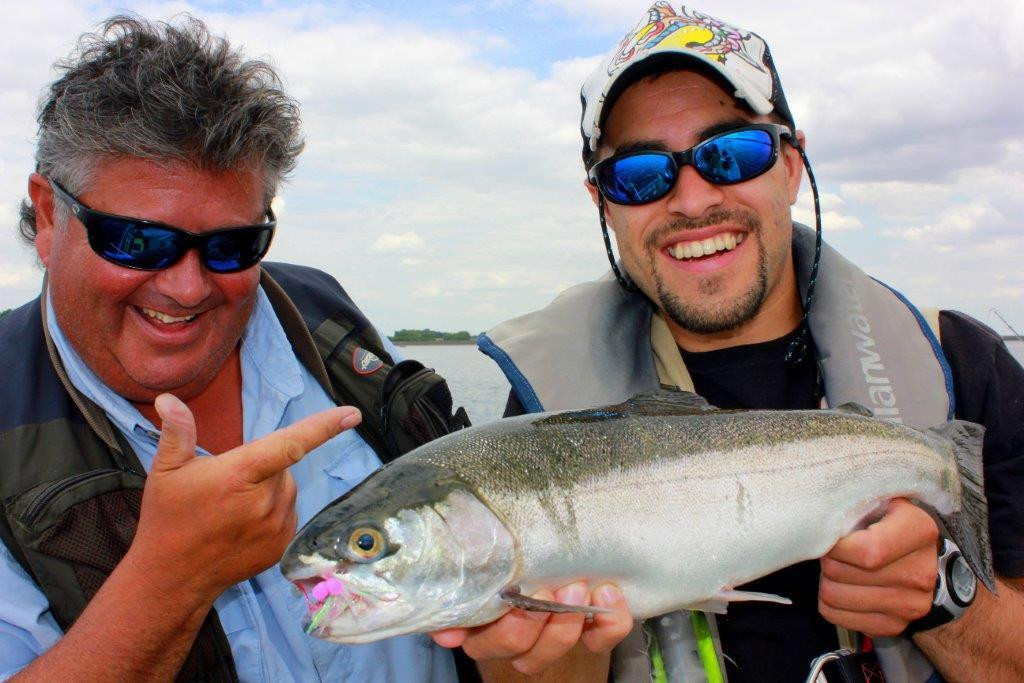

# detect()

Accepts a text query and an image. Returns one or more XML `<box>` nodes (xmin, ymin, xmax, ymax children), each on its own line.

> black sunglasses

<box><xmin>589</xmin><ymin>123</ymin><xmax>794</xmax><ymax>205</ymax></box>
<box><xmin>48</xmin><ymin>178</ymin><xmax>276</xmax><ymax>273</ymax></box>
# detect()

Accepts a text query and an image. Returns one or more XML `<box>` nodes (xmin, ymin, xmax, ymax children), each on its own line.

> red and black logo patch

<box><xmin>352</xmin><ymin>347</ymin><xmax>385</xmax><ymax>375</ymax></box>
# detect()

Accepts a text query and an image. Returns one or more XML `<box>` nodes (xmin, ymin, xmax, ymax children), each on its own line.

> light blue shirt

<box><xmin>0</xmin><ymin>287</ymin><xmax>456</xmax><ymax>682</ymax></box>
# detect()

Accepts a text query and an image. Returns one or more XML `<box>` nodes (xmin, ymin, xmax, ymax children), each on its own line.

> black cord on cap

<box><xmin>598</xmin><ymin>193</ymin><xmax>637</xmax><ymax>292</ymax></box>
<box><xmin>784</xmin><ymin>142</ymin><xmax>822</xmax><ymax>366</ymax></box>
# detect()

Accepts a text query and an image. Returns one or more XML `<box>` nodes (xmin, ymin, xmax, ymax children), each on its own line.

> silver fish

<box><xmin>281</xmin><ymin>390</ymin><xmax>994</xmax><ymax>644</ymax></box>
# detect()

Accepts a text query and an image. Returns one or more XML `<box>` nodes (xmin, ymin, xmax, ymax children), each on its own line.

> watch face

<box><xmin>948</xmin><ymin>553</ymin><xmax>977</xmax><ymax>606</ymax></box>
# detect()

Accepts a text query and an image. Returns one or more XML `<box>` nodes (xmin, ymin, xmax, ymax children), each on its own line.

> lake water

<box><xmin>400</xmin><ymin>340</ymin><xmax>1024</xmax><ymax>424</ymax></box>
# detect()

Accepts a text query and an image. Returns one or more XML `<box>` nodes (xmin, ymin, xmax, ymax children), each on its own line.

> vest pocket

<box><xmin>4</xmin><ymin>468</ymin><xmax>145</xmax><ymax>630</ymax></box>
<box><xmin>4</xmin><ymin>468</ymin><xmax>240</xmax><ymax>681</ymax></box>
<box><xmin>380</xmin><ymin>359</ymin><xmax>471</xmax><ymax>457</ymax></box>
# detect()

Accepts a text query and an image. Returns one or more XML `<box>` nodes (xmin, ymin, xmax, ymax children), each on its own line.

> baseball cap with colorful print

<box><xmin>581</xmin><ymin>3</ymin><xmax>795</xmax><ymax>157</ymax></box>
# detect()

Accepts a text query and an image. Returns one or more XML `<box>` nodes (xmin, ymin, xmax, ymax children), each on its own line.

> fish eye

<box><xmin>347</xmin><ymin>527</ymin><xmax>385</xmax><ymax>561</ymax></box>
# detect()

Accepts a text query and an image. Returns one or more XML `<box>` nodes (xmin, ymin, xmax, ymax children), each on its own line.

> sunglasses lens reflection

<box><xmin>695</xmin><ymin>130</ymin><xmax>774</xmax><ymax>183</ymax></box>
<box><xmin>205</xmin><ymin>227</ymin><xmax>272</xmax><ymax>273</ymax></box>
<box><xmin>94</xmin><ymin>219</ymin><xmax>181</xmax><ymax>270</ymax></box>
<box><xmin>598</xmin><ymin>154</ymin><xmax>676</xmax><ymax>204</ymax></box>
<box><xmin>597</xmin><ymin>128</ymin><xmax>778</xmax><ymax>205</ymax></box>
<box><xmin>91</xmin><ymin>220</ymin><xmax>270</xmax><ymax>272</ymax></box>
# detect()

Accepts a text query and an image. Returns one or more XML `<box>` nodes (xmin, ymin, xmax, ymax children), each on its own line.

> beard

<box><xmin>642</xmin><ymin>208</ymin><xmax>770</xmax><ymax>334</ymax></box>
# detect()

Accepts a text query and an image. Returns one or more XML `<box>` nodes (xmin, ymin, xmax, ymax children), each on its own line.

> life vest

<box><xmin>0</xmin><ymin>262</ymin><xmax>468</xmax><ymax>681</ymax></box>
<box><xmin>478</xmin><ymin>224</ymin><xmax>952</xmax><ymax>683</ymax></box>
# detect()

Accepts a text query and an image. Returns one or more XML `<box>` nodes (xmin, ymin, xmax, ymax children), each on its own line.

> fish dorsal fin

<box><xmin>624</xmin><ymin>388</ymin><xmax>717</xmax><ymax>415</ymax></box>
<box><xmin>534</xmin><ymin>389</ymin><xmax>715</xmax><ymax>426</ymax></box>
<box><xmin>834</xmin><ymin>402</ymin><xmax>874</xmax><ymax>417</ymax></box>
<box><xmin>533</xmin><ymin>407</ymin><xmax>628</xmax><ymax>425</ymax></box>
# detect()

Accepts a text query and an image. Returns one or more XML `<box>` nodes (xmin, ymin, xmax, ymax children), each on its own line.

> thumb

<box><xmin>152</xmin><ymin>393</ymin><xmax>198</xmax><ymax>473</ymax></box>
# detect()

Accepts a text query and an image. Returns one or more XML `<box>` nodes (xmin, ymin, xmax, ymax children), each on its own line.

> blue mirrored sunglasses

<box><xmin>589</xmin><ymin>123</ymin><xmax>793</xmax><ymax>205</ymax></box>
<box><xmin>48</xmin><ymin>178</ymin><xmax>276</xmax><ymax>273</ymax></box>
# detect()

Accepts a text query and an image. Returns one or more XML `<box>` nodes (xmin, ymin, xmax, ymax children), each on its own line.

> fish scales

<box><xmin>366</xmin><ymin>409</ymin><xmax>950</xmax><ymax>618</ymax></box>
<box><xmin>282</xmin><ymin>391</ymin><xmax>992</xmax><ymax>643</ymax></box>
<box><xmin>402</xmin><ymin>414</ymin><xmax>953</xmax><ymax>616</ymax></box>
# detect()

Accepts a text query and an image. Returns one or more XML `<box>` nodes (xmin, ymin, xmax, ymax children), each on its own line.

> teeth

<box><xmin>140</xmin><ymin>307</ymin><xmax>196</xmax><ymax>324</ymax></box>
<box><xmin>667</xmin><ymin>232</ymin><xmax>746</xmax><ymax>261</ymax></box>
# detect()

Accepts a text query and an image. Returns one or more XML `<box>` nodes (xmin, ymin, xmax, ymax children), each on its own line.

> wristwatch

<box><xmin>903</xmin><ymin>538</ymin><xmax>977</xmax><ymax>636</ymax></box>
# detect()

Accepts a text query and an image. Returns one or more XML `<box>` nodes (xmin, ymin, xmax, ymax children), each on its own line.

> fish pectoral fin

<box><xmin>714</xmin><ymin>589</ymin><xmax>792</xmax><ymax>605</ymax></box>
<box><xmin>499</xmin><ymin>589</ymin><xmax>613</xmax><ymax>616</ymax></box>
<box><xmin>688</xmin><ymin>590</ymin><xmax>793</xmax><ymax>614</ymax></box>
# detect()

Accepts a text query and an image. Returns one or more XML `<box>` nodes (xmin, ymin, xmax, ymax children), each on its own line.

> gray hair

<box><xmin>19</xmin><ymin>14</ymin><xmax>304</xmax><ymax>245</ymax></box>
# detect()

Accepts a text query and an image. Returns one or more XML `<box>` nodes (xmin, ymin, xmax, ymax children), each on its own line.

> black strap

<box><xmin>311</xmin><ymin>315</ymin><xmax>470</xmax><ymax>463</ymax></box>
<box><xmin>311</xmin><ymin>311</ymin><xmax>397</xmax><ymax>460</ymax></box>
<box><xmin>820</xmin><ymin>651</ymin><xmax>886</xmax><ymax>683</ymax></box>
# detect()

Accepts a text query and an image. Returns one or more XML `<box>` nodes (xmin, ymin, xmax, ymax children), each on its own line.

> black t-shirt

<box><xmin>502</xmin><ymin>309</ymin><xmax>1024</xmax><ymax>682</ymax></box>
<box><xmin>678</xmin><ymin>326</ymin><xmax>828</xmax><ymax>682</ymax></box>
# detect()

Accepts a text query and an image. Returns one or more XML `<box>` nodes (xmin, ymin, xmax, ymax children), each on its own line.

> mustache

<box><xmin>643</xmin><ymin>209</ymin><xmax>760</xmax><ymax>251</ymax></box>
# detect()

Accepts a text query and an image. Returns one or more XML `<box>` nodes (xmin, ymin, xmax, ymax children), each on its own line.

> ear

<box><xmin>783</xmin><ymin>130</ymin><xmax>807</xmax><ymax>205</ymax></box>
<box><xmin>584</xmin><ymin>176</ymin><xmax>601</xmax><ymax>208</ymax></box>
<box><xmin>27</xmin><ymin>173</ymin><xmax>57</xmax><ymax>267</ymax></box>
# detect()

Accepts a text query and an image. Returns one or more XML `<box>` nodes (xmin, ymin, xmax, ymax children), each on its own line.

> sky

<box><xmin>2</xmin><ymin>0</ymin><xmax>1022</xmax><ymax>337</ymax></box>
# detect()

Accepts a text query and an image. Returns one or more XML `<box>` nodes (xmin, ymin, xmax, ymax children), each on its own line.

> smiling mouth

<box><xmin>136</xmin><ymin>306</ymin><xmax>197</xmax><ymax>324</ymax></box>
<box><xmin>666</xmin><ymin>231</ymin><xmax>745</xmax><ymax>261</ymax></box>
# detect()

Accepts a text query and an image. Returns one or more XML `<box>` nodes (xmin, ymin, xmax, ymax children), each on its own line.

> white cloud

<box><xmin>372</xmin><ymin>231</ymin><xmax>427</xmax><ymax>254</ymax></box>
<box><xmin>883</xmin><ymin>203</ymin><xmax>999</xmax><ymax>242</ymax></box>
<box><xmin>1</xmin><ymin>0</ymin><xmax>1021</xmax><ymax>331</ymax></box>
<box><xmin>413</xmin><ymin>281</ymin><xmax>442</xmax><ymax>298</ymax></box>
<box><xmin>793</xmin><ymin>190</ymin><xmax>863</xmax><ymax>232</ymax></box>
<box><xmin>0</xmin><ymin>263</ymin><xmax>38</xmax><ymax>288</ymax></box>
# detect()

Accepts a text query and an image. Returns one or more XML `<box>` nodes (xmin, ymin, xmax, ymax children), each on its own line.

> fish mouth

<box><xmin>293</xmin><ymin>575</ymin><xmax>365</xmax><ymax>635</ymax></box>
<box><xmin>287</xmin><ymin>561</ymin><xmax>402</xmax><ymax>636</ymax></box>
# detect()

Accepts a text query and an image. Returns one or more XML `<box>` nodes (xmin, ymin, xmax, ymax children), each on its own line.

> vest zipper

<box><xmin>22</xmin><ymin>468</ymin><xmax>124</xmax><ymax>527</ymax></box>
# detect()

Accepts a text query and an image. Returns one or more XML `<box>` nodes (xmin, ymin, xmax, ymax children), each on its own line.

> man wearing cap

<box><xmin>469</xmin><ymin>3</ymin><xmax>1024</xmax><ymax>681</ymax></box>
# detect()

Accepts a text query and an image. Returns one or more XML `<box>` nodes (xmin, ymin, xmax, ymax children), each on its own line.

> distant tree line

<box><xmin>389</xmin><ymin>328</ymin><xmax>475</xmax><ymax>342</ymax></box>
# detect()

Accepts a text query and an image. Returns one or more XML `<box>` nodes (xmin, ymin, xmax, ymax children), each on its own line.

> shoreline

<box><xmin>392</xmin><ymin>340</ymin><xmax>476</xmax><ymax>346</ymax></box>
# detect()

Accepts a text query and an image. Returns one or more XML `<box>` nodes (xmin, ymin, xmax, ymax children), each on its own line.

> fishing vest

<box><xmin>478</xmin><ymin>224</ymin><xmax>953</xmax><ymax>683</ymax></box>
<box><xmin>0</xmin><ymin>262</ymin><xmax>468</xmax><ymax>681</ymax></box>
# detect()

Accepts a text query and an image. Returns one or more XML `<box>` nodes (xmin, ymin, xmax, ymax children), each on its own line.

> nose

<box><xmin>152</xmin><ymin>249</ymin><xmax>213</xmax><ymax>308</ymax></box>
<box><xmin>663</xmin><ymin>164</ymin><xmax>725</xmax><ymax>218</ymax></box>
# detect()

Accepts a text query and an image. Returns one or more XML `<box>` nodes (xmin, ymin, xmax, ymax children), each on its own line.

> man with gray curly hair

<box><xmin>0</xmin><ymin>15</ymin><xmax>473</xmax><ymax>681</ymax></box>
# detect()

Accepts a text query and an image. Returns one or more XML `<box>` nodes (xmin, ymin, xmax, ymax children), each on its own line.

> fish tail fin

<box><xmin>929</xmin><ymin>419</ymin><xmax>997</xmax><ymax>594</ymax></box>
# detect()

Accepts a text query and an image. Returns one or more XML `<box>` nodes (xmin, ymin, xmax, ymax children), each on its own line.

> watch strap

<box><xmin>902</xmin><ymin>539</ymin><xmax>976</xmax><ymax>637</ymax></box>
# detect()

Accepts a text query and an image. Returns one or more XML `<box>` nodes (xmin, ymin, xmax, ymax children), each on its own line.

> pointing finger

<box><xmin>229</xmin><ymin>406</ymin><xmax>361</xmax><ymax>484</ymax></box>
<box><xmin>151</xmin><ymin>393</ymin><xmax>198</xmax><ymax>473</ymax></box>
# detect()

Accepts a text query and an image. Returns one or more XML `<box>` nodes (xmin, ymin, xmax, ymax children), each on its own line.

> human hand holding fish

<box><xmin>127</xmin><ymin>394</ymin><xmax>362</xmax><ymax>604</ymax></box>
<box><xmin>819</xmin><ymin>498</ymin><xmax>941</xmax><ymax>636</ymax></box>
<box><xmin>430</xmin><ymin>580</ymin><xmax>632</xmax><ymax>675</ymax></box>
